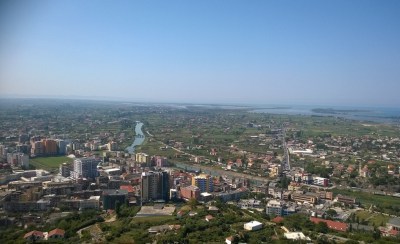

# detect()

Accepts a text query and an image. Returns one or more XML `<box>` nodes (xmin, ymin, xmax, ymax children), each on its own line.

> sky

<box><xmin>0</xmin><ymin>0</ymin><xmax>400</xmax><ymax>107</ymax></box>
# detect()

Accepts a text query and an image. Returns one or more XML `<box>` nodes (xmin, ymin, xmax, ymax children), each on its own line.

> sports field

<box><xmin>30</xmin><ymin>156</ymin><xmax>73</xmax><ymax>171</ymax></box>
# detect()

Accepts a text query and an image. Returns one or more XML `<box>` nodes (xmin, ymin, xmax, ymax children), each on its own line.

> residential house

<box><xmin>47</xmin><ymin>228</ymin><xmax>65</xmax><ymax>239</ymax></box>
<box><xmin>310</xmin><ymin>217</ymin><xmax>348</xmax><ymax>232</ymax></box>
<box><xmin>24</xmin><ymin>230</ymin><xmax>44</xmax><ymax>242</ymax></box>
<box><xmin>244</xmin><ymin>221</ymin><xmax>263</xmax><ymax>231</ymax></box>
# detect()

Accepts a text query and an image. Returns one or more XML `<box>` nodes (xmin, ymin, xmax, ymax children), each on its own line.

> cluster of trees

<box><xmin>0</xmin><ymin>209</ymin><xmax>104</xmax><ymax>243</ymax></box>
<box><xmin>305</xmin><ymin>162</ymin><xmax>333</xmax><ymax>179</ymax></box>
<box><xmin>51</xmin><ymin>210</ymin><xmax>104</xmax><ymax>239</ymax></box>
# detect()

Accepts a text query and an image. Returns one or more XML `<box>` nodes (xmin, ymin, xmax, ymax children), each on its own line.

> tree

<box><xmin>326</xmin><ymin>209</ymin><xmax>337</xmax><ymax>219</ymax></box>
<box><xmin>279</xmin><ymin>175</ymin><xmax>291</xmax><ymax>189</ymax></box>
<box><xmin>188</xmin><ymin>198</ymin><xmax>198</xmax><ymax>210</ymax></box>
<box><xmin>317</xmin><ymin>234</ymin><xmax>329</xmax><ymax>244</ymax></box>
<box><xmin>372</xmin><ymin>227</ymin><xmax>381</xmax><ymax>240</ymax></box>
<box><xmin>115</xmin><ymin>200</ymin><xmax>121</xmax><ymax>217</ymax></box>
<box><xmin>316</xmin><ymin>222</ymin><xmax>329</xmax><ymax>234</ymax></box>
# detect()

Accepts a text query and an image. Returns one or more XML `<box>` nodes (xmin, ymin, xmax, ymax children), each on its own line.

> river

<box><xmin>126</xmin><ymin>122</ymin><xmax>145</xmax><ymax>154</ymax></box>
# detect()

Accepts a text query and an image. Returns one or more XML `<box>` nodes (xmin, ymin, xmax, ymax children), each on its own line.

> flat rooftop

<box><xmin>135</xmin><ymin>205</ymin><xmax>176</xmax><ymax>217</ymax></box>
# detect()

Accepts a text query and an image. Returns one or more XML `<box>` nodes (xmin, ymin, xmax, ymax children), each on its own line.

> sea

<box><xmin>251</xmin><ymin>105</ymin><xmax>400</xmax><ymax>124</ymax></box>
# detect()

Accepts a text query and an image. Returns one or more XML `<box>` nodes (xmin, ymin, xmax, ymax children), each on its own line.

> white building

<box><xmin>313</xmin><ymin>177</ymin><xmax>329</xmax><ymax>187</ymax></box>
<box><xmin>79</xmin><ymin>196</ymin><xmax>100</xmax><ymax>210</ymax></box>
<box><xmin>244</xmin><ymin>220</ymin><xmax>262</xmax><ymax>231</ymax></box>
<box><xmin>284</xmin><ymin>232</ymin><xmax>311</xmax><ymax>241</ymax></box>
<box><xmin>108</xmin><ymin>141</ymin><xmax>118</xmax><ymax>151</ymax></box>
<box><xmin>289</xmin><ymin>148</ymin><xmax>313</xmax><ymax>155</ymax></box>
<box><xmin>71</xmin><ymin>157</ymin><xmax>101</xmax><ymax>179</ymax></box>
<box><xmin>7</xmin><ymin>153</ymin><xmax>29</xmax><ymax>168</ymax></box>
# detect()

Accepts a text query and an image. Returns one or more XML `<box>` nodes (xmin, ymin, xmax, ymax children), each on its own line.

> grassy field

<box><xmin>131</xmin><ymin>215</ymin><xmax>175</xmax><ymax>224</ymax></box>
<box><xmin>30</xmin><ymin>156</ymin><xmax>73</xmax><ymax>171</ymax></box>
<box><xmin>332</xmin><ymin>188</ymin><xmax>400</xmax><ymax>215</ymax></box>
<box><xmin>355</xmin><ymin>210</ymin><xmax>390</xmax><ymax>226</ymax></box>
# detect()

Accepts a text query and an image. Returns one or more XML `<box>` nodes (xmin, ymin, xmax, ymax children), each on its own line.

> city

<box><xmin>1</xmin><ymin>0</ymin><xmax>400</xmax><ymax>243</ymax></box>
<box><xmin>0</xmin><ymin>100</ymin><xmax>399</xmax><ymax>243</ymax></box>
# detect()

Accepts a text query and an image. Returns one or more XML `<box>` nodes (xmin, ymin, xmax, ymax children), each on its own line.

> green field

<box><xmin>30</xmin><ymin>156</ymin><xmax>73</xmax><ymax>171</ymax></box>
<box><xmin>333</xmin><ymin>188</ymin><xmax>400</xmax><ymax>215</ymax></box>
<box><xmin>355</xmin><ymin>210</ymin><xmax>390</xmax><ymax>226</ymax></box>
<box><xmin>131</xmin><ymin>215</ymin><xmax>175</xmax><ymax>224</ymax></box>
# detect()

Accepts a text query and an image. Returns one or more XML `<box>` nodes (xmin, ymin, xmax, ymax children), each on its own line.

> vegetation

<box><xmin>30</xmin><ymin>156</ymin><xmax>73</xmax><ymax>171</ymax></box>
<box><xmin>353</xmin><ymin>210</ymin><xmax>390</xmax><ymax>227</ymax></box>
<box><xmin>0</xmin><ymin>210</ymin><xmax>104</xmax><ymax>243</ymax></box>
<box><xmin>332</xmin><ymin>189</ymin><xmax>400</xmax><ymax>215</ymax></box>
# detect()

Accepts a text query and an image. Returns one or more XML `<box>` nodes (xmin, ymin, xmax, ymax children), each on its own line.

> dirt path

<box><xmin>105</xmin><ymin>215</ymin><xmax>117</xmax><ymax>223</ymax></box>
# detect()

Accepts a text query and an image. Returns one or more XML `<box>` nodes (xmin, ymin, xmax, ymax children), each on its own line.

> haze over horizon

<box><xmin>1</xmin><ymin>0</ymin><xmax>400</xmax><ymax>107</ymax></box>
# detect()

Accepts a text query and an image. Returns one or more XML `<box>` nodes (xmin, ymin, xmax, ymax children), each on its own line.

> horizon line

<box><xmin>0</xmin><ymin>94</ymin><xmax>398</xmax><ymax>109</ymax></box>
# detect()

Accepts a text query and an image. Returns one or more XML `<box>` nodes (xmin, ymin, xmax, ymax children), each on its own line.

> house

<box><xmin>381</xmin><ymin>217</ymin><xmax>400</xmax><ymax>237</ymax></box>
<box><xmin>351</xmin><ymin>223</ymin><xmax>374</xmax><ymax>232</ymax></box>
<box><xmin>387</xmin><ymin>217</ymin><xmax>400</xmax><ymax>231</ymax></box>
<box><xmin>268</xmin><ymin>187</ymin><xmax>283</xmax><ymax>199</ymax></box>
<box><xmin>319</xmin><ymin>191</ymin><xmax>333</xmax><ymax>200</ymax></box>
<box><xmin>335</xmin><ymin>194</ymin><xmax>356</xmax><ymax>205</ymax></box>
<box><xmin>208</xmin><ymin>206</ymin><xmax>219</xmax><ymax>212</ymax></box>
<box><xmin>310</xmin><ymin>217</ymin><xmax>348</xmax><ymax>232</ymax></box>
<box><xmin>23</xmin><ymin>230</ymin><xmax>44</xmax><ymax>241</ymax></box>
<box><xmin>176</xmin><ymin>210</ymin><xmax>185</xmax><ymax>218</ymax></box>
<box><xmin>47</xmin><ymin>228</ymin><xmax>65</xmax><ymax>239</ymax></box>
<box><xmin>284</xmin><ymin>232</ymin><xmax>311</xmax><ymax>241</ymax></box>
<box><xmin>244</xmin><ymin>220</ymin><xmax>263</xmax><ymax>231</ymax></box>
<box><xmin>225</xmin><ymin>235</ymin><xmax>234</xmax><ymax>244</ymax></box>
<box><xmin>266</xmin><ymin>199</ymin><xmax>284</xmax><ymax>216</ymax></box>
<box><xmin>148</xmin><ymin>225</ymin><xmax>181</xmax><ymax>234</ymax></box>
<box><xmin>205</xmin><ymin>215</ymin><xmax>214</xmax><ymax>222</ymax></box>
<box><xmin>239</xmin><ymin>199</ymin><xmax>261</xmax><ymax>209</ymax></box>
<box><xmin>235</xmin><ymin>159</ymin><xmax>243</xmax><ymax>167</ymax></box>
<box><xmin>288</xmin><ymin>182</ymin><xmax>301</xmax><ymax>191</ymax></box>
<box><xmin>291</xmin><ymin>192</ymin><xmax>318</xmax><ymax>204</ymax></box>
<box><xmin>272</xmin><ymin>216</ymin><xmax>284</xmax><ymax>224</ymax></box>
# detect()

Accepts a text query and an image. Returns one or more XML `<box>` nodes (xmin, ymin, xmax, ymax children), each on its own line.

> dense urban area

<box><xmin>1</xmin><ymin>99</ymin><xmax>400</xmax><ymax>243</ymax></box>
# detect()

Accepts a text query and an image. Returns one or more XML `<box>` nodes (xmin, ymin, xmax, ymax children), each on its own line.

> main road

<box><xmin>281</xmin><ymin>127</ymin><xmax>291</xmax><ymax>171</ymax></box>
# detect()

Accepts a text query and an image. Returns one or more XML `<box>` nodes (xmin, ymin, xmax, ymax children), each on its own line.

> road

<box><xmin>281</xmin><ymin>127</ymin><xmax>291</xmax><ymax>172</ymax></box>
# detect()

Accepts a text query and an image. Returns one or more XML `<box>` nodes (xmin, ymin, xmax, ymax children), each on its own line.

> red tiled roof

<box><xmin>120</xmin><ymin>185</ymin><xmax>134</xmax><ymax>193</ymax></box>
<box><xmin>272</xmin><ymin>216</ymin><xmax>284</xmax><ymax>223</ymax></box>
<box><xmin>310</xmin><ymin>217</ymin><xmax>348</xmax><ymax>232</ymax></box>
<box><xmin>48</xmin><ymin>228</ymin><xmax>65</xmax><ymax>237</ymax></box>
<box><xmin>24</xmin><ymin>230</ymin><xmax>44</xmax><ymax>239</ymax></box>
<box><xmin>226</xmin><ymin>236</ymin><xmax>234</xmax><ymax>241</ymax></box>
<box><xmin>388</xmin><ymin>229</ymin><xmax>399</xmax><ymax>236</ymax></box>
<box><xmin>205</xmin><ymin>215</ymin><xmax>214</xmax><ymax>220</ymax></box>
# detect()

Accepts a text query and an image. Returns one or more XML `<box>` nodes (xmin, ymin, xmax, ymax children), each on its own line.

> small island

<box><xmin>312</xmin><ymin>108</ymin><xmax>371</xmax><ymax>114</ymax></box>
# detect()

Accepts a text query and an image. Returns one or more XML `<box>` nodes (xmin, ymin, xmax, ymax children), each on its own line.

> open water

<box><xmin>252</xmin><ymin>105</ymin><xmax>400</xmax><ymax>124</ymax></box>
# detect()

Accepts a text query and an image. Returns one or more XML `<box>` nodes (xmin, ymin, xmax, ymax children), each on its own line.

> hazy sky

<box><xmin>1</xmin><ymin>0</ymin><xmax>399</xmax><ymax>106</ymax></box>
